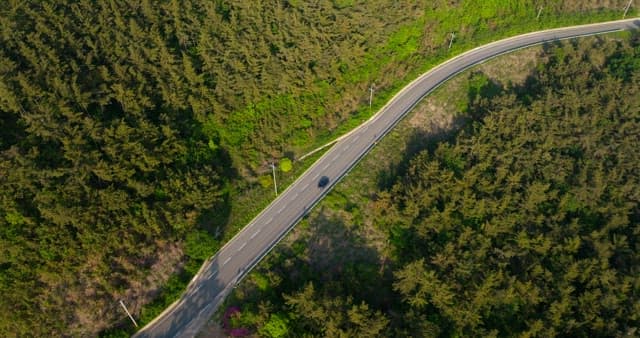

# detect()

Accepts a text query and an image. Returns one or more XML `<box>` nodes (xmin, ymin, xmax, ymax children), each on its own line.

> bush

<box><xmin>279</xmin><ymin>158</ymin><xmax>293</xmax><ymax>173</ymax></box>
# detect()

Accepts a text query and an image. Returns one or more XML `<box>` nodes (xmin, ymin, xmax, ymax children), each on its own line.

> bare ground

<box><xmin>476</xmin><ymin>45</ymin><xmax>544</xmax><ymax>86</ymax></box>
<box><xmin>70</xmin><ymin>241</ymin><xmax>184</xmax><ymax>335</ymax></box>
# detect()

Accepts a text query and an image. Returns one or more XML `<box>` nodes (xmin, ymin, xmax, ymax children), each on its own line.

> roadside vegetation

<box><xmin>214</xmin><ymin>33</ymin><xmax>640</xmax><ymax>337</ymax></box>
<box><xmin>0</xmin><ymin>0</ymin><xmax>637</xmax><ymax>336</ymax></box>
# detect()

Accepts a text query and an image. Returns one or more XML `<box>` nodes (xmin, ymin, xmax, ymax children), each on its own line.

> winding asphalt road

<box><xmin>134</xmin><ymin>18</ymin><xmax>640</xmax><ymax>338</ymax></box>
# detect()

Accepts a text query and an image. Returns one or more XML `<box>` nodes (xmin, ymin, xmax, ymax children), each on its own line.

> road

<box><xmin>134</xmin><ymin>18</ymin><xmax>640</xmax><ymax>338</ymax></box>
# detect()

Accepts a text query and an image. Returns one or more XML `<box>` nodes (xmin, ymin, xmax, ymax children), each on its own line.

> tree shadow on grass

<box><xmin>376</xmin><ymin>123</ymin><xmax>462</xmax><ymax>192</ymax></box>
<box><xmin>227</xmin><ymin>206</ymin><xmax>396</xmax><ymax>315</ymax></box>
<box><xmin>197</xmin><ymin>189</ymin><xmax>232</xmax><ymax>238</ymax></box>
<box><xmin>290</xmin><ymin>206</ymin><xmax>393</xmax><ymax>309</ymax></box>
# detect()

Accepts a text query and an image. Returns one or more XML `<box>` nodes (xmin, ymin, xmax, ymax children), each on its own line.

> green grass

<box><xmin>304</xmin><ymin>7</ymin><xmax>637</xmax><ymax>150</ymax></box>
<box><xmin>216</xmin><ymin>5</ymin><xmax>638</xmax><ymax>170</ymax></box>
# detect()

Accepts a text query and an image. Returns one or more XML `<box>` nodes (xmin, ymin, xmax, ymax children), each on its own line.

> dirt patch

<box><xmin>69</xmin><ymin>241</ymin><xmax>185</xmax><ymax>335</ymax></box>
<box><xmin>559</xmin><ymin>0</ymin><xmax>629</xmax><ymax>12</ymax></box>
<box><xmin>407</xmin><ymin>99</ymin><xmax>458</xmax><ymax>132</ymax></box>
<box><xmin>128</xmin><ymin>242</ymin><xmax>185</xmax><ymax>312</ymax></box>
<box><xmin>476</xmin><ymin>46</ymin><xmax>544</xmax><ymax>86</ymax></box>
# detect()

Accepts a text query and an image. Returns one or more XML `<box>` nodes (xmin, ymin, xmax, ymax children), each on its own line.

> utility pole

<box><xmin>623</xmin><ymin>0</ymin><xmax>633</xmax><ymax>18</ymax></box>
<box><xmin>536</xmin><ymin>6</ymin><xmax>543</xmax><ymax>20</ymax></box>
<box><xmin>369</xmin><ymin>84</ymin><xmax>375</xmax><ymax>109</ymax></box>
<box><xmin>271</xmin><ymin>163</ymin><xmax>278</xmax><ymax>196</ymax></box>
<box><xmin>448</xmin><ymin>32</ymin><xmax>455</xmax><ymax>50</ymax></box>
<box><xmin>119</xmin><ymin>300</ymin><xmax>138</xmax><ymax>327</ymax></box>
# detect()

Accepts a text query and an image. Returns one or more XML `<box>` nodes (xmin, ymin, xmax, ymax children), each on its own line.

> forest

<box><xmin>221</xmin><ymin>34</ymin><xmax>640</xmax><ymax>337</ymax></box>
<box><xmin>0</xmin><ymin>0</ymin><xmax>636</xmax><ymax>336</ymax></box>
<box><xmin>0</xmin><ymin>1</ymin><xmax>439</xmax><ymax>335</ymax></box>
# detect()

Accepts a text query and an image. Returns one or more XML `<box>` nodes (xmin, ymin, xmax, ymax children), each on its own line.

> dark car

<box><xmin>318</xmin><ymin>176</ymin><xmax>330</xmax><ymax>188</ymax></box>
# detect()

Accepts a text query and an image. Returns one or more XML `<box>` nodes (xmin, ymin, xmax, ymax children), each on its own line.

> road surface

<box><xmin>134</xmin><ymin>18</ymin><xmax>640</xmax><ymax>338</ymax></box>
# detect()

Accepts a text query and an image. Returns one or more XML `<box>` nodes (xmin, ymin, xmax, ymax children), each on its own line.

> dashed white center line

<box><xmin>250</xmin><ymin>229</ymin><xmax>261</xmax><ymax>239</ymax></box>
<box><xmin>313</xmin><ymin>173</ymin><xmax>319</xmax><ymax>180</ymax></box>
<box><xmin>205</xmin><ymin>270</ymin><xmax>218</xmax><ymax>279</ymax></box>
<box><xmin>301</xmin><ymin>182</ymin><xmax>309</xmax><ymax>191</ymax></box>
<box><xmin>199</xmin><ymin>302</ymin><xmax>214</xmax><ymax>316</ymax></box>
<box><xmin>222</xmin><ymin>257</ymin><xmax>231</xmax><ymax>266</ymax></box>
<box><xmin>277</xmin><ymin>205</ymin><xmax>286</xmax><ymax>214</ymax></box>
<box><xmin>352</xmin><ymin>134</ymin><xmax>360</xmax><ymax>142</ymax></box>
<box><xmin>237</xmin><ymin>242</ymin><xmax>247</xmax><ymax>251</ymax></box>
<box><xmin>266</xmin><ymin>216</ymin><xmax>273</xmax><ymax>224</ymax></box>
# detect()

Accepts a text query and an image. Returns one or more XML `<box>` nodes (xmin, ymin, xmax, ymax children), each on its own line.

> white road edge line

<box><xmin>198</xmin><ymin>302</ymin><xmax>214</xmax><ymax>316</ymax></box>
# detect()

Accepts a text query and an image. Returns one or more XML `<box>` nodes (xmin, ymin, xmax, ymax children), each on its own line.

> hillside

<box><xmin>0</xmin><ymin>0</ymin><xmax>636</xmax><ymax>336</ymax></box>
<box><xmin>220</xmin><ymin>34</ymin><xmax>640</xmax><ymax>336</ymax></box>
<box><xmin>0</xmin><ymin>1</ymin><xmax>429</xmax><ymax>335</ymax></box>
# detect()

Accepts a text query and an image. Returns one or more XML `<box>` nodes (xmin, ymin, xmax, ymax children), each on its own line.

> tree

<box><xmin>259</xmin><ymin>313</ymin><xmax>290</xmax><ymax>338</ymax></box>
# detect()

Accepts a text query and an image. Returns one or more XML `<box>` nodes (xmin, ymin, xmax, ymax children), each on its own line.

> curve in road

<box><xmin>134</xmin><ymin>18</ymin><xmax>640</xmax><ymax>338</ymax></box>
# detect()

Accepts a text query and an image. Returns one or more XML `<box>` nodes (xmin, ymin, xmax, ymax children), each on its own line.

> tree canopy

<box><xmin>0</xmin><ymin>0</ymin><xmax>426</xmax><ymax>335</ymax></box>
<box><xmin>382</xmin><ymin>35</ymin><xmax>640</xmax><ymax>336</ymax></box>
<box><xmin>0</xmin><ymin>1</ymin><xmax>229</xmax><ymax>335</ymax></box>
